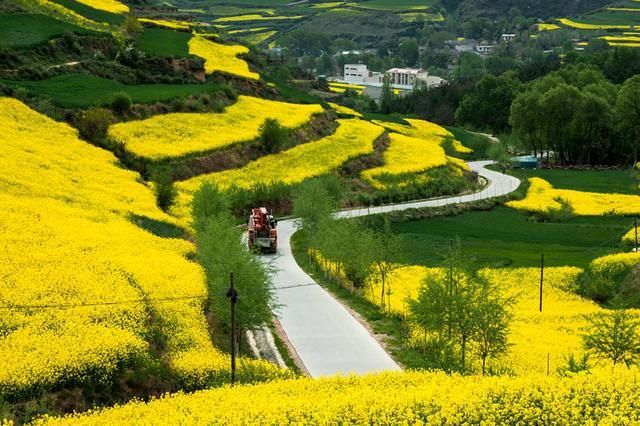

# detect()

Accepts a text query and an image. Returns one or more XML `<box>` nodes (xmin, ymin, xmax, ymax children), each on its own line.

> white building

<box><xmin>386</xmin><ymin>68</ymin><xmax>430</xmax><ymax>87</ymax></box>
<box><xmin>342</xmin><ymin>64</ymin><xmax>444</xmax><ymax>90</ymax></box>
<box><xmin>501</xmin><ymin>33</ymin><xmax>516</xmax><ymax>43</ymax></box>
<box><xmin>475</xmin><ymin>44</ymin><xmax>496</xmax><ymax>55</ymax></box>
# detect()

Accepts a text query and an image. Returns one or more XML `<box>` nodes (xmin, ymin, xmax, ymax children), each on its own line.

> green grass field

<box><xmin>393</xmin><ymin>207</ymin><xmax>631</xmax><ymax>269</ymax></box>
<box><xmin>50</xmin><ymin>0</ymin><xmax>123</xmax><ymax>24</ymax></box>
<box><xmin>3</xmin><ymin>74</ymin><xmax>221</xmax><ymax>107</ymax></box>
<box><xmin>137</xmin><ymin>27</ymin><xmax>191</xmax><ymax>57</ymax></box>
<box><xmin>511</xmin><ymin>168</ymin><xmax>639</xmax><ymax>194</ymax></box>
<box><xmin>0</xmin><ymin>13</ymin><xmax>93</xmax><ymax>48</ymax></box>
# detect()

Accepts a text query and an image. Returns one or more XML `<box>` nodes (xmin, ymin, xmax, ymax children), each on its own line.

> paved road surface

<box><xmin>262</xmin><ymin>161</ymin><xmax>520</xmax><ymax>377</ymax></box>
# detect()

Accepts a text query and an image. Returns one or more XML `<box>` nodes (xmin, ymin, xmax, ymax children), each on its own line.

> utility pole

<box><xmin>226</xmin><ymin>272</ymin><xmax>239</xmax><ymax>385</ymax></box>
<box><xmin>539</xmin><ymin>253</ymin><xmax>544</xmax><ymax>312</ymax></box>
<box><xmin>635</xmin><ymin>217</ymin><xmax>638</xmax><ymax>252</ymax></box>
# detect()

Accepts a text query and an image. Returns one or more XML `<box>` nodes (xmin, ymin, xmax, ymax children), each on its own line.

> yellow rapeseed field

<box><xmin>507</xmin><ymin>177</ymin><xmax>640</xmax><ymax>216</ymax></box>
<box><xmin>138</xmin><ymin>18</ymin><xmax>191</xmax><ymax>30</ymax></box>
<box><xmin>327</xmin><ymin>102</ymin><xmax>362</xmax><ymax>117</ymax></box>
<box><xmin>34</xmin><ymin>368</ymin><xmax>640</xmax><ymax>425</ymax></box>
<box><xmin>74</xmin><ymin>0</ymin><xmax>128</xmax><ymax>13</ymax></box>
<box><xmin>188</xmin><ymin>36</ymin><xmax>259</xmax><ymax>80</ymax></box>
<box><xmin>108</xmin><ymin>96</ymin><xmax>323</xmax><ymax>160</ymax></box>
<box><xmin>361</xmin><ymin>133</ymin><xmax>460</xmax><ymax>189</ymax></box>
<box><xmin>171</xmin><ymin>119</ymin><xmax>384</xmax><ymax>220</ymax></box>
<box><xmin>557</xmin><ymin>17</ymin><xmax>636</xmax><ymax>30</ymax></box>
<box><xmin>0</xmin><ymin>98</ymin><xmax>283</xmax><ymax>397</ymax></box>
<box><xmin>374</xmin><ymin>118</ymin><xmax>473</xmax><ymax>154</ymax></box>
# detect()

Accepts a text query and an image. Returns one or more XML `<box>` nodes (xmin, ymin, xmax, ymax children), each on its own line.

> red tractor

<box><xmin>248</xmin><ymin>207</ymin><xmax>278</xmax><ymax>254</ymax></box>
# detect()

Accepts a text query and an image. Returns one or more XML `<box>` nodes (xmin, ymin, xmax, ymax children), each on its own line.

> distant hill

<box><xmin>442</xmin><ymin>0</ymin><xmax>617</xmax><ymax>19</ymax></box>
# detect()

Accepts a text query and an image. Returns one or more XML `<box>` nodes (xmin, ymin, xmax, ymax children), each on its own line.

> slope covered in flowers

<box><xmin>0</xmin><ymin>98</ymin><xmax>283</xmax><ymax>398</ymax></box>
<box><xmin>188</xmin><ymin>36</ymin><xmax>259</xmax><ymax>80</ymax></box>
<box><xmin>361</xmin><ymin>133</ymin><xmax>467</xmax><ymax>189</ymax></box>
<box><xmin>108</xmin><ymin>96</ymin><xmax>323</xmax><ymax>160</ymax></box>
<box><xmin>35</xmin><ymin>368</ymin><xmax>640</xmax><ymax>425</ymax></box>
<box><xmin>507</xmin><ymin>177</ymin><xmax>640</xmax><ymax>216</ymax></box>
<box><xmin>171</xmin><ymin>119</ymin><xmax>384</xmax><ymax>220</ymax></box>
<box><xmin>74</xmin><ymin>0</ymin><xmax>128</xmax><ymax>14</ymax></box>
<box><xmin>374</xmin><ymin>118</ymin><xmax>473</xmax><ymax>154</ymax></box>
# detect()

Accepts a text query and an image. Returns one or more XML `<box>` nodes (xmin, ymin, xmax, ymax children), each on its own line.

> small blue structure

<box><xmin>511</xmin><ymin>155</ymin><xmax>539</xmax><ymax>169</ymax></box>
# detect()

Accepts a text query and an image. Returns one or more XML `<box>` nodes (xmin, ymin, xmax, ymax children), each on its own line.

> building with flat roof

<box><xmin>341</xmin><ymin>64</ymin><xmax>445</xmax><ymax>91</ymax></box>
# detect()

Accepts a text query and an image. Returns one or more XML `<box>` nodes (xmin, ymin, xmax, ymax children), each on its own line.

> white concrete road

<box><xmin>261</xmin><ymin>161</ymin><xmax>520</xmax><ymax>377</ymax></box>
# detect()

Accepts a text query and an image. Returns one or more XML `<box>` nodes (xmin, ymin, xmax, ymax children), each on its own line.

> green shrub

<box><xmin>111</xmin><ymin>91</ymin><xmax>132</xmax><ymax>115</ymax></box>
<box><xmin>76</xmin><ymin>107</ymin><xmax>112</xmax><ymax>143</ymax></box>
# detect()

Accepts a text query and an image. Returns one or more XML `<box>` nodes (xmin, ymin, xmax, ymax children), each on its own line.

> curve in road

<box><xmin>262</xmin><ymin>161</ymin><xmax>521</xmax><ymax>377</ymax></box>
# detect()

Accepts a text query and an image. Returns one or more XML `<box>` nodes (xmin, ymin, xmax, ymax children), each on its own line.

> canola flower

<box><xmin>507</xmin><ymin>177</ymin><xmax>640</xmax><ymax>216</ymax></box>
<box><xmin>538</xmin><ymin>23</ymin><xmax>560</xmax><ymax>31</ymax></box>
<box><xmin>214</xmin><ymin>14</ymin><xmax>303</xmax><ymax>23</ymax></box>
<box><xmin>188</xmin><ymin>36</ymin><xmax>259</xmax><ymax>80</ymax></box>
<box><xmin>34</xmin><ymin>368</ymin><xmax>640</xmax><ymax>425</ymax></box>
<box><xmin>74</xmin><ymin>0</ymin><xmax>128</xmax><ymax>14</ymax></box>
<box><xmin>361</xmin><ymin>133</ymin><xmax>463</xmax><ymax>189</ymax></box>
<box><xmin>171</xmin><ymin>119</ymin><xmax>384</xmax><ymax>221</ymax></box>
<box><xmin>374</xmin><ymin>118</ymin><xmax>473</xmax><ymax>154</ymax></box>
<box><xmin>15</xmin><ymin>0</ymin><xmax>110</xmax><ymax>32</ymax></box>
<box><xmin>138</xmin><ymin>18</ymin><xmax>192</xmax><ymax>30</ymax></box>
<box><xmin>557</xmin><ymin>17</ymin><xmax>636</xmax><ymax>30</ymax></box>
<box><xmin>0</xmin><ymin>98</ymin><xmax>284</xmax><ymax>397</ymax></box>
<box><xmin>327</xmin><ymin>102</ymin><xmax>362</xmax><ymax>117</ymax></box>
<box><xmin>108</xmin><ymin>96</ymin><xmax>323</xmax><ymax>160</ymax></box>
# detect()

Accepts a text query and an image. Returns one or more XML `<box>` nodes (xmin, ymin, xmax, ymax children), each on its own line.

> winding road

<box><xmin>262</xmin><ymin>161</ymin><xmax>521</xmax><ymax>377</ymax></box>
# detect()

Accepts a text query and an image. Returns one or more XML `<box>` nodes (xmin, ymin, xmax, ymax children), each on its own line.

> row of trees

<box><xmin>456</xmin><ymin>64</ymin><xmax>640</xmax><ymax>165</ymax></box>
<box><xmin>192</xmin><ymin>183</ymin><xmax>276</xmax><ymax>351</ymax></box>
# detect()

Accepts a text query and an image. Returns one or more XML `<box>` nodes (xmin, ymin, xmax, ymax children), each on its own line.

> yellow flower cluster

<box><xmin>35</xmin><ymin>368</ymin><xmax>640</xmax><ymax>425</ymax></box>
<box><xmin>588</xmin><ymin>252</ymin><xmax>640</xmax><ymax>281</ymax></box>
<box><xmin>328</xmin><ymin>82</ymin><xmax>364</xmax><ymax>93</ymax></box>
<box><xmin>507</xmin><ymin>177</ymin><xmax>640</xmax><ymax>216</ymax></box>
<box><xmin>0</xmin><ymin>98</ymin><xmax>281</xmax><ymax>396</ymax></box>
<box><xmin>327</xmin><ymin>102</ymin><xmax>362</xmax><ymax>117</ymax></box>
<box><xmin>138</xmin><ymin>18</ymin><xmax>191</xmax><ymax>30</ymax></box>
<box><xmin>188</xmin><ymin>36</ymin><xmax>259</xmax><ymax>80</ymax></box>
<box><xmin>361</xmin><ymin>133</ymin><xmax>452</xmax><ymax>189</ymax></box>
<box><xmin>171</xmin><ymin>119</ymin><xmax>384</xmax><ymax>220</ymax></box>
<box><xmin>557</xmin><ymin>17</ymin><xmax>636</xmax><ymax>30</ymax></box>
<box><xmin>15</xmin><ymin>0</ymin><xmax>110</xmax><ymax>32</ymax></box>
<box><xmin>108</xmin><ymin>96</ymin><xmax>323</xmax><ymax>160</ymax></box>
<box><xmin>214</xmin><ymin>14</ymin><xmax>303</xmax><ymax>23</ymax></box>
<box><xmin>374</xmin><ymin>118</ymin><xmax>473</xmax><ymax>154</ymax></box>
<box><xmin>538</xmin><ymin>23</ymin><xmax>560</xmax><ymax>31</ymax></box>
<box><xmin>75</xmin><ymin>0</ymin><xmax>128</xmax><ymax>14</ymax></box>
<box><xmin>366</xmin><ymin>265</ymin><xmax>593</xmax><ymax>374</ymax></box>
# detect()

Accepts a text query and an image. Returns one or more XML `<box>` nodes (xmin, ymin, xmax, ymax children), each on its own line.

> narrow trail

<box><xmin>261</xmin><ymin>161</ymin><xmax>521</xmax><ymax>377</ymax></box>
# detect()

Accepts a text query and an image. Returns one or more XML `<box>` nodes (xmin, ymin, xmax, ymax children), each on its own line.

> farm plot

<box><xmin>108</xmin><ymin>95</ymin><xmax>323</xmax><ymax>160</ymax></box>
<box><xmin>0</xmin><ymin>97</ymin><xmax>283</xmax><ymax>399</ymax></box>
<box><xmin>188</xmin><ymin>36</ymin><xmax>259</xmax><ymax>80</ymax></box>
<box><xmin>171</xmin><ymin>119</ymin><xmax>384</xmax><ymax>220</ymax></box>
<box><xmin>0</xmin><ymin>13</ymin><xmax>94</xmax><ymax>48</ymax></box>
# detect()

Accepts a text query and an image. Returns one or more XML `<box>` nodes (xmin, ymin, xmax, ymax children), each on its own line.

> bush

<box><xmin>259</xmin><ymin>118</ymin><xmax>289</xmax><ymax>154</ymax></box>
<box><xmin>111</xmin><ymin>92</ymin><xmax>132</xmax><ymax>115</ymax></box>
<box><xmin>151</xmin><ymin>166</ymin><xmax>176</xmax><ymax>212</ymax></box>
<box><xmin>77</xmin><ymin>107</ymin><xmax>113</xmax><ymax>143</ymax></box>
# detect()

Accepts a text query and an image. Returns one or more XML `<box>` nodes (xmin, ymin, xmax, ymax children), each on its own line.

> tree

<box><xmin>111</xmin><ymin>91</ymin><xmax>132</xmax><ymax>116</ymax></box>
<box><xmin>293</xmin><ymin>178</ymin><xmax>338</xmax><ymax>240</ymax></box>
<box><xmin>616</xmin><ymin>75</ymin><xmax>640</xmax><ymax>164</ymax></box>
<box><xmin>473</xmin><ymin>276</ymin><xmax>513</xmax><ymax>375</ymax></box>
<box><xmin>409</xmin><ymin>246</ymin><xmax>512</xmax><ymax>373</ymax></box>
<box><xmin>380</xmin><ymin>73</ymin><xmax>394</xmax><ymax>114</ymax></box>
<box><xmin>259</xmin><ymin>118</ymin><xmax>289</xmax><ymax>154</ymax></box>
<box><xmin>151</xmin><ymin>166</ymin><xmax>176</xmax><ymax>212</ymax></box>
<box><xmin>488</xmin><ymin>142</ymin><xmax>512</xmax><ymax>174</ymax></box>
<box><xmin>398</xmin><ymin>39</ymin><xmax>419</xmax><ymax>67</ymax></box>
<box><xmin>76</xmin><ymin>107</ymin><xmax>112</xmax><ymax>143</ymax></box>
<box><xmin>368</xmin><ymin>217</ymin><xmax>405</xmax><ymax>312</ymax></box>
<box><xmin>191</xmin><ymin>182</ymin><xmax>231</xmax><ymax>233</ymax></box>
<box><xmin>583</xmin><ymin>310</ymin><xmax>640</xmax><ymax>367</ymax></box>
<box><xmin>121</xmin><ymin>14</ymin><xmax>142</xmax><ymax>39</ymax></box>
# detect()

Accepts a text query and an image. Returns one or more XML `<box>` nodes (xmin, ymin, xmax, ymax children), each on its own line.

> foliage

<box><xmin>151</xmin><ymin>166</ymin><xmax>176</xmax><ymax>212</ymax></box>
<box><xmin>110</xmin><ymin>91</ymin><xmax>132</xmax><ymax>115</ymax></box>
<box><xmin>108</xmin><ymin>96</ymin><xmax>322</xmax><ymax>160</ymax></box>
<box><xmin>616</xmin><ymin>75</ymin><xmax>640</xmax><ymax>163</ymax></box>
<box><xmin>172</xmin><ymin>119</ymin><xmax>384</xmax><ymax>222</ymax></box>
<box><xmin>583</xmin><ymin>311</ymin><xmax>640</xmax><ymax>367</ymax></box>
<box><xmin>120</xmin><ymin>14</ymin><xmax>141</xmax><ymax>38</ymax></box>
<box><xmin>77</xmin><ymin>107</ymin><xmax>112</xmax><ymax>143</ymax></box>
<box><xmin>75</xmin><ymin>0</ymin><xmax>128</xmax><ymax>14</ymax></box>
<box><xmin>258</xmin><ymin>118</ymin><xmax>289</xmax><ymax>154</ymax></box>
<box><xmin>293</xmin><ymin>178</ymin><xmax>338</xmax><ymax>239</ymax></box>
